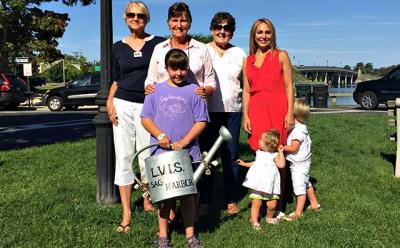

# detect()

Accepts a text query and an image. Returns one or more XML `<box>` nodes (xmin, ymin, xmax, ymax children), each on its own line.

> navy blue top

<box><xmin>112</xmin><ymin>35</ymin><xmax>164</xmax><ymax>103</ymax></box>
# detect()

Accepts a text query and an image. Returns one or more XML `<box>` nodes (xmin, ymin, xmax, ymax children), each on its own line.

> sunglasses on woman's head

<box><xmin>126</xmin><ymin>12</ymin><xmax>146</xmax><ymax>20</ymax></box>
<box><xmin>214</xmin><ymin>24</ymin><xmax>233</xmax><ymax>32</ymax></box>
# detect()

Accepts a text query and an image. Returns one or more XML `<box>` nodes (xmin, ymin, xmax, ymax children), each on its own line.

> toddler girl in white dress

<box><xmin>237</xmin><ymin>129</ymin><xmax>285</xmax><ymax>230</ymax></box>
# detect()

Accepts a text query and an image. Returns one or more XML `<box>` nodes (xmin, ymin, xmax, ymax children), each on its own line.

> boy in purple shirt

<box><xmin>141</xmin><ymin>49</ymin><xmax>208</xmax><ymax>248</ymax></box>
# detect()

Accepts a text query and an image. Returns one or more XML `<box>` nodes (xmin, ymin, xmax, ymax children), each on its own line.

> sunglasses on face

<box><xmin>126</xmin><ymin>12</ymin><xmax>146</xmax><ymax>20</ymax></box>
<box><xmin>213</xmin><ymin>24</ymin><xmax>233</xmax><ymax>32</ymax></box>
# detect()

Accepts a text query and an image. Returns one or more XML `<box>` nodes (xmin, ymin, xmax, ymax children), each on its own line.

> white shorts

<box><xmin>113</xmin><ymin>98</ymin><xmax>150</xmax><ymax>186</ymax></box>
<box><xmin>290</xmin><ymin>161</ymin><xmax>312</xmax><ymax>196</ymax></box>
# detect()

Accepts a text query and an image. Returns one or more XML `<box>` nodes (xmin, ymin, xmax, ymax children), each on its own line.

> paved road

<box><xmin>0</xmin><ymin>106</ymin><xmax>98</xmax><ymax>151</ymax></box>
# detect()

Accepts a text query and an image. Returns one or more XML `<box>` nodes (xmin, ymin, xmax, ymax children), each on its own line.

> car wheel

<box><xmin>360</xmin><ymin>91</ymin><xmax>378</xmax><ymax>110</ymax></box>
<box><xmin>47</xmin><ymin>96</ymin><xmax>63</xmax><ymax>111</ymax></box>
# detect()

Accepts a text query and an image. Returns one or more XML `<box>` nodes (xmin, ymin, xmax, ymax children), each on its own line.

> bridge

<box><xmin>295</xmin><ymin>66</ymin><xmax>358</xmax><ymax>87</ymax></box>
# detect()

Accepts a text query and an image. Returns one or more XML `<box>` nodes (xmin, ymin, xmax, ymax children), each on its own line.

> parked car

<box><xmin>353</xmin><ymin>66</ymin><xmax>400</xmax><ymax>109</ymax></box>
<box><xmin>0</xmin><ymin>70</ymin><xmax>28</xmax><ymax>109</ymax></box>
<box><xmin>44</xmin><ymin>72</ymin><xmax>100</xmax><ymax>111</ymax></box>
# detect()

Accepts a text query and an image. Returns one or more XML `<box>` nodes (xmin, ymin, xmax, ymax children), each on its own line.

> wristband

<box><xmin>157</xmin><ymin>133</ymin><xmax>166</xmax><ymax>141</ymax></box>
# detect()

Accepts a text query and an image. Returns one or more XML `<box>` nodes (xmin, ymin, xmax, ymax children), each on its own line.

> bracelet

<box><xmin>157</xmin><ymin>133</ymin><xmax>166</xmax><ymax>141</ymax></box>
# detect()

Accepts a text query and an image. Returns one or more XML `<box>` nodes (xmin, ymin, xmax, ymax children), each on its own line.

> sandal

<box><xmin>307</xmin><ymin>204</ymin><xmax>321</xmax><ymax>212</ymax></box>
<box><xmin>116</xmin><ymin>223</ymin><xmax>130</xmax><ymax>233</ymax></box>
<box><xmin>284</xmin><ymin>212</ymin><xmax>301</xmax><ymax>222</ymax></box>
<box><xmin>227</xmin><ymin>203</ymin><xmax>239</xmax><ymax>215</ymax></box>
<box><xmin>266</xmin><ymin>217</ymin><xmax>278</xmax><ymax>225</ymax></box>
<box><xmin>251</xmin><ymin>222</ymin><xmax>261</xmax><ymax>231</ymax></box>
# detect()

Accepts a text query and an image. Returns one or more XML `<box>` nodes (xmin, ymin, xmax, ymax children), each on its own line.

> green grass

<box><xmin>1</xmin><ymin>114</ymin><xmax>400</xmax><ymax>247</ymax></box>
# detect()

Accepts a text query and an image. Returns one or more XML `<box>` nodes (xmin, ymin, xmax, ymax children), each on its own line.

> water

<box><xmin>328</xmin><ymin>85</ymin><xmax>357</xmax><ymax>106</ymax></box>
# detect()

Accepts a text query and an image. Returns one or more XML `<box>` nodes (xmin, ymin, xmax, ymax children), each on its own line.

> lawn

<box><xmin>1</xmin><ymin>114</ymin><xmax>399</xmax><ymax>247</ymax></box>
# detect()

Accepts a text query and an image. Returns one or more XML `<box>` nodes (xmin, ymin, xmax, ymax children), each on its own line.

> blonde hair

<box><xmin>294</xmin><ymin>98</ymin><xmax>310</xmax><ymax>123</ymax></box>
<box><xmin>259</xmin><ymin>129</ymin><xmax>280</xmax><ymax>152</ymax></box>
<box><xmin>249</xmin><ymin>18</ymin><xmax>277</xmax><ymax>55</ymax></box>
<box><xmin>124</xmin><ymin>1</ymin><xmax>150</xmax><ymax>23</ymax></box>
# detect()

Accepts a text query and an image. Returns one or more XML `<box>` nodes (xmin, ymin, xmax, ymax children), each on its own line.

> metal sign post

<box><xmin>23</xmin><ymin>63</ymin><xmax>32</xmax><ymax>108</ymax></box>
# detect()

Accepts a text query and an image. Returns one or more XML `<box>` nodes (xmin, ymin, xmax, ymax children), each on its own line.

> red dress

<box><xmin>246</xmin><ymin>50</ymin><xmax>288</xmax><ymax>151</ymax></box>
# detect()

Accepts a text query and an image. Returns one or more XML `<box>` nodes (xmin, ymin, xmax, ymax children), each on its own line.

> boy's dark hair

<box><xmin>165</xmin><ymin>49</ymin><xmax>189</xmax><ymax>70</ymax></box>
<box><xmin>168</xmin><ymin>2</ymin><xmax>192</xmax><ymax>24</ymax></box>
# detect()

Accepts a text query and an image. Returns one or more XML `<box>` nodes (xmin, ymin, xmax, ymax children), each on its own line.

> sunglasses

<box><xmin>213</xmin><ymin>24</ymin><xmax>233</xmax><ymax>32</ymax></box>
<box><xmin>126</xmin><ymin>12</ymin><xmax>146</xmax><ymax>20</ymax></box>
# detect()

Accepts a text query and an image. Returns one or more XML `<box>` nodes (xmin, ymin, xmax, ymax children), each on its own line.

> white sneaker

<box><xmin>274</xmin><ymin>211</ymin><xmax>286</xmax><ymax>220</ymax></box>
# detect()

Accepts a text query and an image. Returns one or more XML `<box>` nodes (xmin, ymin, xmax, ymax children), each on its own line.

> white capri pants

<box><xmin>113</xmin><ymin>98</ymin><xmax>150</xmax><ymax>186</ymax></box>
<box><xmin>290</xmin><ymin>160</ymin><xmax>313</xmax><ymax>196</ymax></box>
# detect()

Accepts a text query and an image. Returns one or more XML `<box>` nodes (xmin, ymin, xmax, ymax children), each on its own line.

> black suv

<box><xmin>44</xmin><ymin>72</ymin><xmax>100</xmax><ymax>111</ymax></box>
<box><xmin>0</xmin><ymin>71</ymin><xmax>28</xmax><ymax>109</ymax></box>
<box><xmin>353</xmin><ymin>66</ymin><xmax>400</xmax><ymax>109</ymax></box>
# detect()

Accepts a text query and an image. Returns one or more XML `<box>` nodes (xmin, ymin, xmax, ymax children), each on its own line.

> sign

<box><xmin>94</xmin><ymin>65</ymin><xmax>101</xmax><ymax>72</ymax></box>
<box><xmin>23</xmin><ymin>63</ymin><xmax>32</xmax><ymax>76</ymax></box>
<box><xmin>15</xmin><ymin>57</ymin><xmax>29</xmax><ymax>63</ymax></box>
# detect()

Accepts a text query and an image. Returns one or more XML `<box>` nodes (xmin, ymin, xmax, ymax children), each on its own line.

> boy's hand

<box><xmin>171</xmin><ymin>140</ymin><xmax>186</xmax><ymax>150</ymax></box>
<box><xmin>195</xmin><ymin>86</ymin><xmax>207</xmax><ymax>98</ymax></box>
<box><xmin>145</xmin><ymin>84</ymin><xmax>155</xmax><ymax>95</ymax></box>
<box><xmin>158</xmin><ymin>136</ymin><xmax>170</xmax><ymax>149</ymax></box>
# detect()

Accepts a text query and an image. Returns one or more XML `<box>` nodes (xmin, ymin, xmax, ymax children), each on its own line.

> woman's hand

<box><xmin>106</xmin><ymin>100</ymin><xmax>118</xmax><ymax>126</ymax></box>
<box><xmin>278</xmin><ymin>145</ymin><xmax>284</xmax><ymax>153</ymax></box>
<box><xmin>195</xmin><ymin>86</ymin><xmax>207</xmax><ymax>99</ymax></box>
<box><xmin>243</xmin><ymin>116</ymin><xmax>252</xmax><ymax>134</ymax></box>
<box><xmin>284</xmin><ymin>113</ymin><xmax>295</xmax><ymax>129</ymax></box>
<box><xmin>158</xmin><ymin>136</ymin><xmax>170</xmax><ymax>149</ymax></box>
<box><xmin>145</xmin><ymin>84</ymin><xmax>155</xmax><ymax>95</ymax></box>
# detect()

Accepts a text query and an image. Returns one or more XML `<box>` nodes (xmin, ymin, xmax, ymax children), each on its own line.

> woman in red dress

<box><xmin>242</xmin><ymin>18</ymin><xmax>294</xmax><ymax>151</ymax></box>
<box><xmin>242</xmin><ymin>18</ymin><xmax>294</xmax><ymax>219</ymax></box>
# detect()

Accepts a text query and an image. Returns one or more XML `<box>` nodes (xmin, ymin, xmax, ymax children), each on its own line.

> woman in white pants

<box><xmin>106</xmin><ymin>1</ymin><xmax>164</xmax><ymax>233</ymax></box>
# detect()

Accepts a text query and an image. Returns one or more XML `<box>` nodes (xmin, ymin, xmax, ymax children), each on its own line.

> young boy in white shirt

<box><xmin>283</xmin><ymin>98</ymin><xmax>321</xmax><ymax>221</ymax></box>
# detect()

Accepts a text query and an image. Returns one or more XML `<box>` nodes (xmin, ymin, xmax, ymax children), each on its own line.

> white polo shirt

<box><xmin>144</xmin><ymin>37</ymin><xmax>216</xmax><ymax>89</ymax></box>
<box><xmin>206</xmin><ymin>44</ymin><xmax>246</xmax><ymax>112</ymax></box>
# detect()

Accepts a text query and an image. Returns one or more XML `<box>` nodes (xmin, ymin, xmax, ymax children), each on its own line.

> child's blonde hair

<box><xmin>259</xmin><ymin>129</ymin><xmax>280</xmax><ymax>152</ymax></box>
<box><xmin>294</xmin><ymin>98</ymin><xmax>310</xmax><ymax>123</ymax></box>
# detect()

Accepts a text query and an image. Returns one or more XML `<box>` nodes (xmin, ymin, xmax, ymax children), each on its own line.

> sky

<box><xmin>39</xmin><ymin>0</ymin><xmax>400</xmax><ymax>68</ymax></box>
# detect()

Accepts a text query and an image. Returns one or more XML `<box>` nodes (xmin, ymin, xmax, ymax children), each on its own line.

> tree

<box><xmin>343</xmin><ymin>65</ymin><xmax>352</xmax><ymax>70</ymax></box>
<box><xmin>354</xmin><ymin>62</ymin><xmax>365</xmax><ymax>73</ymax></box>
<box><xmin>0</xmin><ymin>0</ymin><xmax>95</xmax><ymax>72</ymax></box>
<box><xmin>364</xmin><ymin>63</ymin><xmax>374</xmax><ymax>74</ymax></box>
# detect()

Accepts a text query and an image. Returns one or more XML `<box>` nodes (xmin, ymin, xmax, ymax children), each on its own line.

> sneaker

<box><xmin>188</xmin><ymin>235</ymin><xmax>203</xmax><ymax>248</ymax></box>
<box><xmin>157</xmin><ymin>237</ymin><xmax>171</xmax><ymax>248</ymax></box>
<box><xmin>284</xmin><ymin>212</ymin><xmax>302</xmax><ymax>221</ymax></box>
<box><xmin>274</xmin><ymin>211</ymin><xmax>286</xmax><ymax>220</ymax></box>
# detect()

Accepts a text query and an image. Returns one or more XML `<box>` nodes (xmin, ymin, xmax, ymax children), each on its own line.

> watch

<box><xmin>157</xmin><ymin>133</ymin><xmax>166</xmax><ymax>141</ymax></box>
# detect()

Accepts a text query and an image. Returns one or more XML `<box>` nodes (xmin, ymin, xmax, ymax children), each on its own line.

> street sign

<box><xmin>94</xmin><ymin>65</ymin><xmax>101</xmax><ymax>72</ymax></box>
<box><xmin>23</xmin><ymin>63</ymin><xmax>32</xmax><ymax>76</ymax></box>
<box><xmin>15</xmin><ymin>57</ymin><xmax>29</xmax><ymax>63</ymax></box>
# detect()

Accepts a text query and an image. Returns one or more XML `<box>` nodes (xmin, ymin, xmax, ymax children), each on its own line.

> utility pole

<box><xmin>93</xmin><ymin>0</ymin><xmax>118</xmax><ymax>205</ymax></box>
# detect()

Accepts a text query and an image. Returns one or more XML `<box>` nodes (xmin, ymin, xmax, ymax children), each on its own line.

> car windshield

<box><xmin>7</xmin><ymin>75</ymin><xmax>26</xmax><ymax>87</ymax></box>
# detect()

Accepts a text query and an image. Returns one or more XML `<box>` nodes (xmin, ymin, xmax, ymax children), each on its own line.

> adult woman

<box><xmin>107</xmin><ymin>1</ymin><xmax>164</xmax><ymax>233</ymax></box>
<box><xmin>242</xmin><ymin>18</ymin><xmax>294</xmax><ymax>219</ymax></box>
<box><xmin>200</xmin><ymin>12</ymin><xmax>246</xmax><ymax>215</ymax></box>
<box><xmin>144</xmin><ymin>2</ymin><xmax>216</xmax><ymax>97</ymax></box>
<box><xmin>242</xmin><ymin>18</ymin><xmax>294</xmax><ymax>150</ymax></box>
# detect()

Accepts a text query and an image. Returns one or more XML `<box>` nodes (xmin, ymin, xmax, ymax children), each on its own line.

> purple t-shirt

<box><xmin>141</xmin><ymin>81</ymin><xmax>209</xmax><ymax>161</ymax></box>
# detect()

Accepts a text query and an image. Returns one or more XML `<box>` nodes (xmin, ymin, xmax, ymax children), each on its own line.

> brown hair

<box><xmin>168</xmin><ymin>2</ymin><xmax>192</xmax><ymax>25</ymax></box>
<box><xmin>259</xmin><ymin>129</ymin><xmax>280</xmax><ymax>152</ymax></box>
<box><xmin>249</xmin><ymin>18</ymin><xmax>277</xmax><ymax>55</ymax></box>
<box><xmin>294</xmin><ymin>98</ymin><xmax>310</xmax><ymax>123</ymax></box>
<box><xmin>165</xmin><ymin>49</ymin><xmax>189</xmax><ymax>70</ymax></box>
